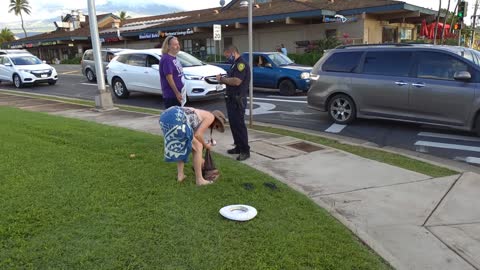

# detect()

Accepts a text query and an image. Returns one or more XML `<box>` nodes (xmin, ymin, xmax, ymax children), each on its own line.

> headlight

<box><xmin>300</xmin><ymin>72</ymin><xmax>310</xmax><ymax>80</ymax></box>
<box><xmin>18</xmin><ymin>69</ymin><xmax>31</xmax><ymax>73</ymax></box>
<box><xmin>184</xmin><ymin>74</ymin><xmax>203</xmax><ymax>80</ymax></box>
<box><xmin>310</xmin><ymin>73</ymin><xmax>320</xmax><ymax>80</ymax></box>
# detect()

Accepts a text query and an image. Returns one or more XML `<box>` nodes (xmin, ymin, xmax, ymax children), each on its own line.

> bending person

<box><xmin>159</xmin><ymin>106</ymin><xmax>226</xmax><ymax>185</ymax></box>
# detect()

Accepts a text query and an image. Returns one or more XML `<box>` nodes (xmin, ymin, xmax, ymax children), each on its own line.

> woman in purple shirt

<box><xmin>159</xmin><ymin>36</ymin><xmax>184</xmax><ymax>109</ymax></box>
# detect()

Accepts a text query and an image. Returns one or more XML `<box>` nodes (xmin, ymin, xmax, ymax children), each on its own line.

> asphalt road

<box><xmin>3</xmin><ymin>64</ymin><xmax>480</xmax><ymax>170</ymax></box>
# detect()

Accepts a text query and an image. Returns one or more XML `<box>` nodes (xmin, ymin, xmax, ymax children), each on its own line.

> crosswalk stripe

<box><xmin>325</xmin><ymin>123</ymin><xmax>347</xmax><ymax>133</ymax></box>
<box><xmin>418</xmin><ymin>132</ymin><xmax>480</xmax><ymax>142</ymax></box>
<box><xmin>253</xmin><ymin>97</ymin><xmax>307</xmax><ymax>104</ymax></box>
<box><xmin>415</xmin><ymin>141</ymin><xmax>480</xmax><ymax>153</ymax></box>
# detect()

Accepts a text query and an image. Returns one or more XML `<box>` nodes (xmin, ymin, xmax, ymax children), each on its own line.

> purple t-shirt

<box><xmin>159</xmin><ymin>53</ymin><xmax>184</xmax><ymax>99</ymax></box>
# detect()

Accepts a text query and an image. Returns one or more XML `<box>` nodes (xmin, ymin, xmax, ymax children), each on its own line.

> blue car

<box><xmin>214</xmin><ymin>52</ymin><xmax>312</xmax><ymax>96</ymax></box>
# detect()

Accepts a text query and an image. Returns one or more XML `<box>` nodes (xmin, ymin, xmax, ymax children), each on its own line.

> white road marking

<box><xmin>60</xmin><ymin>71</ymin><xmax>81</xmax><ymax>75</ymax></box>
<box><xmin>80</xmin><ymin>83</ymin><xmax>100</xmax><ymax>86</ymax></box>
<box><xmin>465</xmin><ymin>157</ymin><xmax>480</xmax><ymax>164</ymax></box>
<box><xmin>253</xmin><ymin>97</ymin><xmax>307</xmax><ymax>104</ymax></box>
<box><xmin>414</xmin><ymin>141</ymin><xmax>480</xmax><ymax>153</ymax></box>
<box><xmin>418</xmin><ymin>132</ymin><xmax>480</xmax><ymax>142</ymax></box>
<box><xmin>267</xmin><ymin>95</ymin><xmax>307</xmax><ymax>99</ymax></box>
<box><xmin>325</xmin><ymin>123</ymin><xmax>347</xmax><ymax>133</ymax></box>
<box><xmin>245</xmin><ymin>101</ymin><xmax>279</xmax><ymax>115</ymax></box>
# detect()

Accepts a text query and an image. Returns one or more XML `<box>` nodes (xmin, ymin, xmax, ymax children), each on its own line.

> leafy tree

<box><xmin>8</xmin><ymin>0</ymin><xmax>31</xmax><ymax>38</ymax></box>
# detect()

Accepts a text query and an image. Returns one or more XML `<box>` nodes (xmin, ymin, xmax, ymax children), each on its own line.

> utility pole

<box><xmin>87</xmin><ymin>0</ymin><xmax>116</xmax><ymax>111</ymax></box>
<box><xmin>434</xmin><ymin>0</ymin><xmax>442</xmax><ymax>44</ymax></box>
<box><xmin>471</xmin><ymin>0</ymin><xmax>479</xmax><ymax>47</ymax></box>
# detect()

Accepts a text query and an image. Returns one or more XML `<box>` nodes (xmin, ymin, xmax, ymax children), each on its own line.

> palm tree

<box><xmin>441</xmin><ymin>0</ymin><xmax>451</xmax><ymax>43</ymax></box>
<box><xmin>433</xmin><ymin>0</ymin><xmax>442</xmax><ymax>44</ymax></box>
<box><xmin>0</xmin><ymin>28</ymin><xmax>15</xmax><ymax>44</ymax></box>
<box><xmin>8</xmin><ymin>0</ymin><xmax>31</xmax><ymax>38</ymax></box>
<box><xmin>118</xmin><ymin>11</ymin><xmax>131</xmax><ymax>22</ymax></box>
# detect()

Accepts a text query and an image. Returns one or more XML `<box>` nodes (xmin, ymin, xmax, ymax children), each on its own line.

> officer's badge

<box><xmin>237</xmin><ymin>63</ymin><xmax>245</xmax><ymax>72</ymax></box>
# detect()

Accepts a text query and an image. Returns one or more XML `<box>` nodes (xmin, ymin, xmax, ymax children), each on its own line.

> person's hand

<box><xmin>205</xmin><ymin>141</ymin><xmax>215</xmax><ymax>150</ymax></box>
<box><xmin>176</xmin><ymin>92</ymin><xmax>183</xmax><ymax>103</ymax></box>
<box><xmin>215</xmin><ymin>74</ymin><xmax>222</xmax><ymax>83</ymax></box>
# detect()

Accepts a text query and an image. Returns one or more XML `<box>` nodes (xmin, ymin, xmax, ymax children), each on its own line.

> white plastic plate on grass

<box><xmin>219</xmin><ymin>204</ymin><xmax>257</xmax><ymax>221</ymax></box>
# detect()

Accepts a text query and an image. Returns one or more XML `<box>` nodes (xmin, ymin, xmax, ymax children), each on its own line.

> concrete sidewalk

<box><xmin>1</xmin><ymin>91</ymin><xmax>479</xmax><ymax>270</ymax></box>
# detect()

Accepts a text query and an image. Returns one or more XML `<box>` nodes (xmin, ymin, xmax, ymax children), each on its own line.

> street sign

<box><xmin>213</xmin><ymin>24</ymin><xmax>222</xmax><ymax>41</ymax></box>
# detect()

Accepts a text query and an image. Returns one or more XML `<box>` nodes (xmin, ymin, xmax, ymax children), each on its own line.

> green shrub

<box><xmin>288</xmin><ymin>52</ymin><xmax>323</xmax><ymax>66</ymax></box>
<box><xmin>204</xmin><ymin>54</ymin><xmax>226</xmax><ymax>63</ymax></box>
<box><xmin>60</xmin><ymin>57</ymin><xmax>82</xmax><ymax>64</ymax></box>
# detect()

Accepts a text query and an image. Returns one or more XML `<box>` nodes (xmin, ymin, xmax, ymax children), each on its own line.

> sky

<box><xmin>0</xmin><ymin>0</ymin><xmax>477</xmax><ymax>25</ymax></box>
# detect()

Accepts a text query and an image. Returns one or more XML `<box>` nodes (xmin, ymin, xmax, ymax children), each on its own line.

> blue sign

<box><xmin>139</xmin><ymin>32</ymin><xmax>160</xmax><ymax>40</ymax></box>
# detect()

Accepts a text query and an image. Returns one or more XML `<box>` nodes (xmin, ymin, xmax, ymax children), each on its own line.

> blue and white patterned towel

<box><xmin>159</xmin><ymin>106</ymin><xmax>193</xmax><ymax>162</ymax></box>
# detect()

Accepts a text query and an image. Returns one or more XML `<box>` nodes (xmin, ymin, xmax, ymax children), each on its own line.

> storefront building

<box><xmin>3</xmin><ymin>0</ymin><xmax>437</xmax><ymax>62</ymax></box>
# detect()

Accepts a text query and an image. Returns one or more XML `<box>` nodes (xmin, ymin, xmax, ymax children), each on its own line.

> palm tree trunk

<box><xmin>434</xmin><ymin>0</ymin><xmax>442</xmax><ymax>44</ymax></box>
<box><xmin>20</xmin><ymin>12</ymin><xmax>27</xmax><ymax>38</ymax></box>
<box><xmin>441</xmin><ymin>0</ymin><xmax>451</xmax><ymax>43</ymax></box>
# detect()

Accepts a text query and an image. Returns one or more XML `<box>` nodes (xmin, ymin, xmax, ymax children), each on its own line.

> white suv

<box><xmin>106</xmin><ymin>49</ymin><xmax>226</xmax><ymax>101</ymax></box>
<box><xmin>0</xmin><ymin>53</ymin><xmax>58</xmax><ymax>88</ymax></box>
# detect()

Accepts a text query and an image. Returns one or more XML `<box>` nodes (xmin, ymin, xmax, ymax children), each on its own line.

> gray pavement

<box><xmin>1</xmin><ymin>91</ymin><xmax>479</xmax><ymax>270</ymax></box>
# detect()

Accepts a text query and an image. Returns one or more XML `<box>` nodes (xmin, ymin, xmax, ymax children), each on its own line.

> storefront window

<box><xmin>399</xmin><ymin>28</ymin><xmax>412</xmax><ymax>41</ymax></box>
<box><xmin>183</xmin><ymin>40</ymin><xmax>193</xmax><ymax>54</ymax></box>
<box><xmin>206</xmin><ymin>38</ymin><xmax>215</xmax><ymax>55</ymax></box>
<box><xmin>326</xmin><ymin>29</ymin><xmax>337</xmax><ymax>39</ymax></box>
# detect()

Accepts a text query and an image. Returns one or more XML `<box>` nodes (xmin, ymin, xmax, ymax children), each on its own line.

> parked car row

<box><xmin>307</xmin><ymin>44</ymin><xmax>480</xmax><ymax>135</ymax></box>
<box><xmin>213</xmin><ymin>52</ymin><xmax>313</xmax><ymax>96</ymax></box>
<box><xmin>100</xmin><ymin>49</ymin><xmax>227</xmax><ymax>101</ymax></box>
<box><xmin>0</xmin><ymin>53</ymin><xmax>58</xmax><ymax>88</ymax></box>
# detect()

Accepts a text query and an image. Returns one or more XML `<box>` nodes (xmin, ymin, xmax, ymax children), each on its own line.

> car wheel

<box><xmin>13</xmin><ymin>74</ymin><xmax>23</xmax><ymax>88</ymax></box>
<box><xmin>328</xmin><ymin>94</ymin><xmax>356</xmax><ymax>124</ymax></box>
<box><xmin>48</xmin><ymin>80</ymin><xmax>57</xmax><ymax>85</ymax></box>
<box><xmin>86</xmin><ymin>69</ymin><xmax>96</xmax><ymax>82</ymax></box>
<box><xmin>279</xmin><ymin>79</ymin><xmax>296</xmax><ymax>96</ymax></box>
<box><xmin>112</xmin><ymin>77</ymin><xmax>130</xmax><ymax>98</ymax></box>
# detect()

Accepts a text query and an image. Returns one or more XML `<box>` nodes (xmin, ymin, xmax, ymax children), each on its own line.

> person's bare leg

<box><xmin>192</xmin><ymin>139</ymin><xmax>212</xmax><ymax>186</ymax></box>
<box><xmin>177</xmin><ymin>161</ymin><xmax>186</xmax><ymax>182</ymax></box>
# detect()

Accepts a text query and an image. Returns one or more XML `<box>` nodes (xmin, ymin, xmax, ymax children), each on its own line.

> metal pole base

<box><xmin>94</xmin><ymin>91</ymin><xmax>117</xmax><ymax>111</ymax></box>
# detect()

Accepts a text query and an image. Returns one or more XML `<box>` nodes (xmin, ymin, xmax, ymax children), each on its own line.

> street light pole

<box><xmin>87</xmin><ymin>0</ymin><xmax>115</xmax><ymax>111</ymax></box>
<box><xmin>248</xmin><ymin>0</ymin><xmax>253</xmax><ymax>127</ymax></box>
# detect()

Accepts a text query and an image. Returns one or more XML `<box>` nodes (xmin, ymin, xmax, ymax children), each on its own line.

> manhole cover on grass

<box><xmin>287</xmin><ymin>142</ymin><xmax>324</xmax><ymax>153</ymax></box>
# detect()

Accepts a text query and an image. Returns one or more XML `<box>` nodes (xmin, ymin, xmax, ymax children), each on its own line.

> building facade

<box><xmin>3</xmin><ymin>0</ymin><xmax>437</xmax><ymax>62</ymax></box>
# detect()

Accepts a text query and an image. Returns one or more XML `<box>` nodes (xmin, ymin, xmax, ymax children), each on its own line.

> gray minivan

<box><xmin>81</xmin><ymin>48</ymin><xmax>125</xmax><ymax>82</ymax></box>
<box><xmin>307</xmin><ymin>44</ymin><xmax>480</xmax><ymax>134</ymax></box>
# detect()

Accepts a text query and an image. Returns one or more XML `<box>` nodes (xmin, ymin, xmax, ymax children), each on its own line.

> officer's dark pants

<box><xmin>226</xmin><ymin>96</ymin><xmax>250</xmax><ymax>153</ymax></box>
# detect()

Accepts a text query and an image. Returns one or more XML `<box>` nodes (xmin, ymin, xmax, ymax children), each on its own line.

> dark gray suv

<box><xmin>307</xmin><ymin>44</ymin><xmax>480</xmax><ymax>134</ymax></box>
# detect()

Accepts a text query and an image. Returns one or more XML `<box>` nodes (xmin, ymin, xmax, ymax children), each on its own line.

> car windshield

<box><xmin>11</xmin><ymin>55</ymin><xmax>42</xmax><ymax>65</ymax></box>
<box><xmin>468</xmin><ymin>49</ymin><xmax>480</xmax><ymax>66</ymax></box>
<box><xmin>455</xmin><ymin>48</ymin><xmax>480</xmax><ymax>66</ymax></box>
<box><xmin>267</xmin><ymin>53</ymin><xmax>294</xmax><ymax>66</ymax></box>
<box><xmin>177</xmin><ymin>52</ymin><xmax>204</xmax><ymax>67</ymax></box>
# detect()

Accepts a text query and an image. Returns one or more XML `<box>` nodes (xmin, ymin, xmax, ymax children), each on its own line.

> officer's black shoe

<box><xmin>227</xmin><ymin>148</ymin><xmax>240</xmax><ymax>154</ymax></box>
<box><xmin>237</xmin><ymin>152</ymin><xmax>250</xmax><ymax>161</ymax></box>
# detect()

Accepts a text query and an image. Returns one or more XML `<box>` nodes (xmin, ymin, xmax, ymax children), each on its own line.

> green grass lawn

<box><xmin>0</xmin><ymin>106</ymin><xmax>391</xmax><ymax>269</ymax></box>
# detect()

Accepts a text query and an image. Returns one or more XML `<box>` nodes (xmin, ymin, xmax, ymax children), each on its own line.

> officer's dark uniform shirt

<box><xmin>226</xmin><ymin>56</ymin><xmax>250</xmax><ymax>97</ymax></box>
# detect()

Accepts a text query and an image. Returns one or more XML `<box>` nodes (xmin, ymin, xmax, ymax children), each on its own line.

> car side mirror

<box><xmin>4</xmin><ymin>62</ymin><xmax>12</xmax><ymax>67</ymax></box>
<box><xmin>151</xmin><ymin>64</ymin><xmax>159</xmax><ymax>70</ymax></box>
<box><xmin>42</xmin><ymin>60</ymin><xmax>46</xmax><ymax>64</ymax></box>
<box><xmin>265</xmin><ymin>63</ymin><xmax>272</xmax><ymax>68</ymax></box>
<box><xmin>454</xmin><ymin>71</ymin><xmax>471</xmax><ymax>81</ymax></box>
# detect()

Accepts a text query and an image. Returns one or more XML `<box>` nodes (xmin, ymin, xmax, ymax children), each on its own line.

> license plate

<box><xmin>216</xmin><ymin>84</ymin><xmax>223</xmax><ymax>91</ymax></box>
<box><xmin>41</xmin><ymin>74</ymin><xmax>48</xmax><ymax>78</ymax></box>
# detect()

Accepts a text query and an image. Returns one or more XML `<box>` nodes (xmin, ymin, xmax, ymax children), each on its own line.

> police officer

<box><xmin>216</xmin><ymin>45</ymin><xmax>250</xmax><ymax>161</ymax></box>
